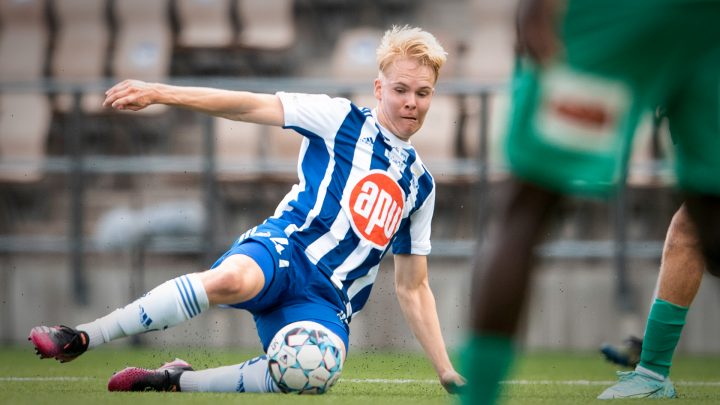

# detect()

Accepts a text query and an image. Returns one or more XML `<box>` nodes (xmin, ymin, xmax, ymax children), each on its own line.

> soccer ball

<box><xmin>267</xmin><ymin>322</ymin><xmax>344</xmax><ymax>394</ymax></box>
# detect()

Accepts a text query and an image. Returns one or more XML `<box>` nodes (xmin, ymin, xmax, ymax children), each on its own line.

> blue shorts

<box><xmin>210</xmin><ymin>223</ymin><xmax>350</xmax><ymax>353</ymax></box>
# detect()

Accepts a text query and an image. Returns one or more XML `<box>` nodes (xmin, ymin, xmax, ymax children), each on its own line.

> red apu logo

<box><xmin>348</xmin><ymin>171</ymin><xmax>404</xmax><ymax>248</ymax></box>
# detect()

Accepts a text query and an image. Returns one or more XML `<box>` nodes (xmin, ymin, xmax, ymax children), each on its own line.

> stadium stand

<box><xmin>50</xmin><ymin>0</ymin><xmax>110</xmax><ymax>114</ymax></box>
<box><xmin>0</xmin><ymin>0</ymin><xmax>52</xmax><ymax>183</ymax></box>
<box><xmin>236</xmin><ymin>0</ymin><xmax>296</xmax><ymax>51</ymax></box>
<box><xmin>1</xmin><ymin>0</ymin><xmax>698</xmax><ymax>353</ymax></box>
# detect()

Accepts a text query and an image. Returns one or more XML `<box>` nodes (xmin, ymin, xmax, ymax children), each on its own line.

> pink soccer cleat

<box><xmin>29</xmin><ymin>325</ymin><xmax>89</xmax><ymax>363</ymax></box>
<box><xmin>108</xmin><ymin>359</ymin><xmax>194</xmax><ymax>392</ymax></box>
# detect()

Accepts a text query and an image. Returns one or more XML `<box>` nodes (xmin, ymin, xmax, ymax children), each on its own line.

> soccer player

<box><xmin>459</xmin><ymin>0</ymin><xmax>720</xmax><ymax>403</ymax></box>
<box><xmin>29</xmin><ymin>25</ymin><xmax>465</xmax><ymax>394</ymax></box>
<box><xmin>598</xmin><ymin>204</ymin><xmax>706</xmax><ymax>398</ymax></box>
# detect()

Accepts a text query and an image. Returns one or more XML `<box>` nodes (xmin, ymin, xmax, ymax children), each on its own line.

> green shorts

<box><xmin>505</xmin><ymin>0</ymin><xmax>720</xmax><ymax>196</ymax></box>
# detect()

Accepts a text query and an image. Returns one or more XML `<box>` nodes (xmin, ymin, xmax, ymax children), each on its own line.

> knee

<box><xmin>667</xmin><ymin>206</ymin><xmax>720</xmax><ymax>277</ymax></box>
<box><xmin>200</xmin><ymin>254</ymin><xmax>265</xmax><ymax>304</ymax></box>
<box><xmin>668</xmin><ymin>206</ymin><xmax>698</xmax><ymax>243</ymax></box>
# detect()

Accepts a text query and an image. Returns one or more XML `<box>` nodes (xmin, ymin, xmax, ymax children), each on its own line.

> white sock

<box><xmin>636</xmin><ymin>365</ymin><xmax>666</xmax><ymax>381</ymax></box>
<box><xmin>179</xmin><ymin>355</ymin><xmax>281</xmax><ymax>393</ymax></box>
<box><xmin>77</xmin><ymin>274</ymin><xmax>209</xmax><ymax>348</ymax></box>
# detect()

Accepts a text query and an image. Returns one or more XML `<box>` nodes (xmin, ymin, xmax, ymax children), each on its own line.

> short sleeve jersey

<box><xmin>266</xmin><ymin>92</ymin><xmax>436</xmax><ymax>318</ymax></box>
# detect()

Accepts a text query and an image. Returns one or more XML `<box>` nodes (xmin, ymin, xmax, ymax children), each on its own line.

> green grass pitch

<box><xmin>2</xmin><ymin>346</ymin><xmax>719</xmax><ymax>404</ymax></box>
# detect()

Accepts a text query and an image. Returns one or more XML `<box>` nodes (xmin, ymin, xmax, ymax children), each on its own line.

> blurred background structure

<box><xmin>1</xmin><ymin>0</ymin><xmax>718</xmax><ymax>354</ymax></box>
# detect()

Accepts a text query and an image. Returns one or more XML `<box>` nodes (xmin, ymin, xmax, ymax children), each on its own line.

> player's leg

<box><xmin>599</xmin><ymin>38</ymin><xmax>720</xmax><ymax>401</ymax></box>
<box><xmin>106</xmin><ymin>235</ymin><xmax>348</xmax><ymax>394</ymax></box>
<box><xmin>598</xmin><ymin>205</ymin><xmax>703</xmax><ymax>399</ymax></box>
<box><xmin>107</xmin><ymin>354</ymin><xmax>280</xmax><ymax>393</ymax></box>
<box><xmin>600</xmin><ymin>204</ymin><xmax>705</xmax><ymax>368</ymax></box>
<box><xmin>29</xmin><ymin>242</ymin><xmax>267</xmax><ymax>362</ymax></box>
<box><xmin>643</xmin><ymin>204</ymin><xmax>704</xmax><ymax>378</ymax></box>
<box><xmin>108</xmin><ymin>321</ymin><xmax>346</xmax><ymax>393</ymax></box>
<box><xmin>461</xmin><ymin>179</ymin><xmax>561</xmax><ymax>405</ymax></box>
<box><xmin>670</xmin><ymin>47</ymin><xmax>720</xmax><ymax>277</ymax></box>
<box><xmin>181</xmin><ymin>320</ymin><xmax>345</xmax><ymax>394</ymax></box>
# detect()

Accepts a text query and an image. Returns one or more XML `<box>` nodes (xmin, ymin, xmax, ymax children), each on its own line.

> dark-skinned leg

<box><xmin>461</xmin><ymin>179</ymin><xmax>561</xmax><ymax>405</ymax></box>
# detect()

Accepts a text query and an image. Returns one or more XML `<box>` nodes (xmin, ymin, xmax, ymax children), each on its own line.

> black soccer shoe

<box><xmin>107</xmin><ymin>359</ymin><xmax>193</xmax><ymax>392</ymax></box>
<box><xmin>600</xmin><ymin>335</ymin><xmax>643</xmax><ymax>368</ymax></box>
<box><xmin>29</xmin><ymin>325</ymin><xmax>89</xmax><ymax>363</ymax></box>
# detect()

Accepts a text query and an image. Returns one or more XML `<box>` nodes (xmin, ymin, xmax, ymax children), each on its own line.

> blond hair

<box><xmin>376</xmin><ymin>25</ymin><xmax>447</xmax><ymax>83</ymax></box>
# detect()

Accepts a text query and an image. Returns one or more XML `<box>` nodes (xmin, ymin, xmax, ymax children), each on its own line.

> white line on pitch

<box><xmin>0</xmin><ymin>377</ymin><xmax>95</xmax><ymax>381</ymax></box>
<box><xmin>343</xmin><ymin>379</ymin><xmax>720</xmax><ymax>387</ymax></box>
<box><xmin>2</xmin><ymin>377</ymin><xmax>720</xmax><ymax>387</ymax></box>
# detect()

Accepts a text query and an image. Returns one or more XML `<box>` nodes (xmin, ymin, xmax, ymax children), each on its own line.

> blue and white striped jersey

<box><xmin>265</xmin><ymin>92</ymin><xmax>436</xmax><ymax>319</ymax></box>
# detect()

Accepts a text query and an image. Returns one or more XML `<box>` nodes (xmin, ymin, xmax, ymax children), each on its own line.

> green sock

<box><xmin>458</xmin><ymin>334</ymin><xmax>515</xmax><ymax>405</ymax></box>
<box><xmin>638</xmin><ymin>298</ymin><xmax>688</xmax><ymax>378</ymax></box>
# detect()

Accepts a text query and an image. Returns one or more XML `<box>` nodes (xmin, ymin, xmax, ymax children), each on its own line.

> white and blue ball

<box><xmin>267</xmin><ymin>321</ymin><xmax>344</xmax><ymax>394</ymax></box>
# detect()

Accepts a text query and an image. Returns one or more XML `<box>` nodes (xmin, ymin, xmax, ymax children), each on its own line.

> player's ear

<box><xmin>373</xmin><ymin>77</ymin><xmax>382</xmax><ymax>101</ymax></box>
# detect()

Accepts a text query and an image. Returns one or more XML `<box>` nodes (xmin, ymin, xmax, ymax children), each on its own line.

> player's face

<box><xmin>374</xmin><ymin>58</ymin><xmax>436</xmax><ymax>141</ymax></box>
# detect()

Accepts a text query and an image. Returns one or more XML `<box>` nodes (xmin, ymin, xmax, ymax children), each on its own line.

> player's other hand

<box><xmin>440</xmin><ymin>369</ymin><xmax>466</xmax><ymax>394</ymax></box>
<box><xmin>103</xmin><ymin>79</ymin><xmax>158</xmax><ymax>111</ymax></box>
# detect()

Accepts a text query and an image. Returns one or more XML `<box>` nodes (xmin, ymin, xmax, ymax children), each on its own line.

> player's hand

<box><xmin>103</xmin><ymin>79</ymin><xmax>158</xmax><ymax>111</ymax></box>
<box><xmin>440</xmin><ymin>369</ymin><xmax>466</xmax><ymax>394</ymax></box>
<box><xmin>515</xmin><ymin>0</ymin><xmax>562</xmax><ymax>64</ymax></box>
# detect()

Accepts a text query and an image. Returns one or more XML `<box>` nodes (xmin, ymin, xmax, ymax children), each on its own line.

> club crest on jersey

<box><xmin>386</xmin><ymin>146</ymin><xmax>409</xmax><ymax>172</ymax></box>
<box><xmin>346</xmin><ymin>170</ymin><xmax>404</xmax><ymax>249</ymax></box>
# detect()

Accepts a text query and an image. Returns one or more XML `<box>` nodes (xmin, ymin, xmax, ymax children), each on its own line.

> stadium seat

<box><xmin>214</xmin><ymin>117</ymin><xmax>263</xmax><ymax>181</ymax></box>
<box><xmin>265</xmin><ymin>125</ymin><xmax>303</xmax><ymax>178</ymax></box>
<box><xmin>175</xmin><ymin>0</ymin><xmax>236</xmax><ymax>48</ymax></box>
<box><xmin>460</xmin><ymin>27</ymin><xmax>514</xmax><ymax>82</ymax></box>
<box><xmin>0</xmin><ymin>94</ymin><xmax>52</xmax><ymax>182</ymax></box>
<box><xmin>0</xmin><ymin>0</ymin><xmax>48</xmax><ymax>81</ymax></box>
<box><xmin>50</xmin><ymin>0</ymin><xmax>110</xmax><ymax>113</ymax></box>
<box><xmin>112</xmin><ymin>0</ymin><xmax>172</xmax><ymax>114</ymax></box>
<box><xmin>236</xmin><ymin>0</ymin><xmax>296</xmax><ymax>50</ymax></box>
<box><xmin>459</xmin><ymin>0</ymin><xmax>516</xmax><ymax>82</ymax></box>
<box><xmin>0</xmin><ymin>0</ymin><xmax>52</xmax><ymax>183</ymax></box>
<box><xmin>330</xmin><ymin>27</ymin><xmax>383</xmax><ymax>80</ymax></box>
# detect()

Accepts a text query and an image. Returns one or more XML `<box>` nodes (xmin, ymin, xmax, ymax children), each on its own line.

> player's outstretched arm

<box><xmin>394</xmin><ymin>254</ymin><xmax>466</xmax><ymax>394</ymax></box>
<box><xmin>102</xmin><ymin>79</ymin><xmax>285</xmax><ymax>126</ymax></box>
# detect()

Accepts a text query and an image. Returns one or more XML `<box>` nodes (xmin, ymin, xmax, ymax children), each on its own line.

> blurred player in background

<box><xmin>29</xmin><ymin>25</ymin><xmax>465</xmax><ymax>394</ymax></box>
<box><xmin>598</xmin><ymin>203</ymin><xmax>706</xmax><ymax>398</ymax></box>
<box><xmin>460</xmin><ymin>0</ymin><xmax>720</xmax><ymax>403</ymax></box>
